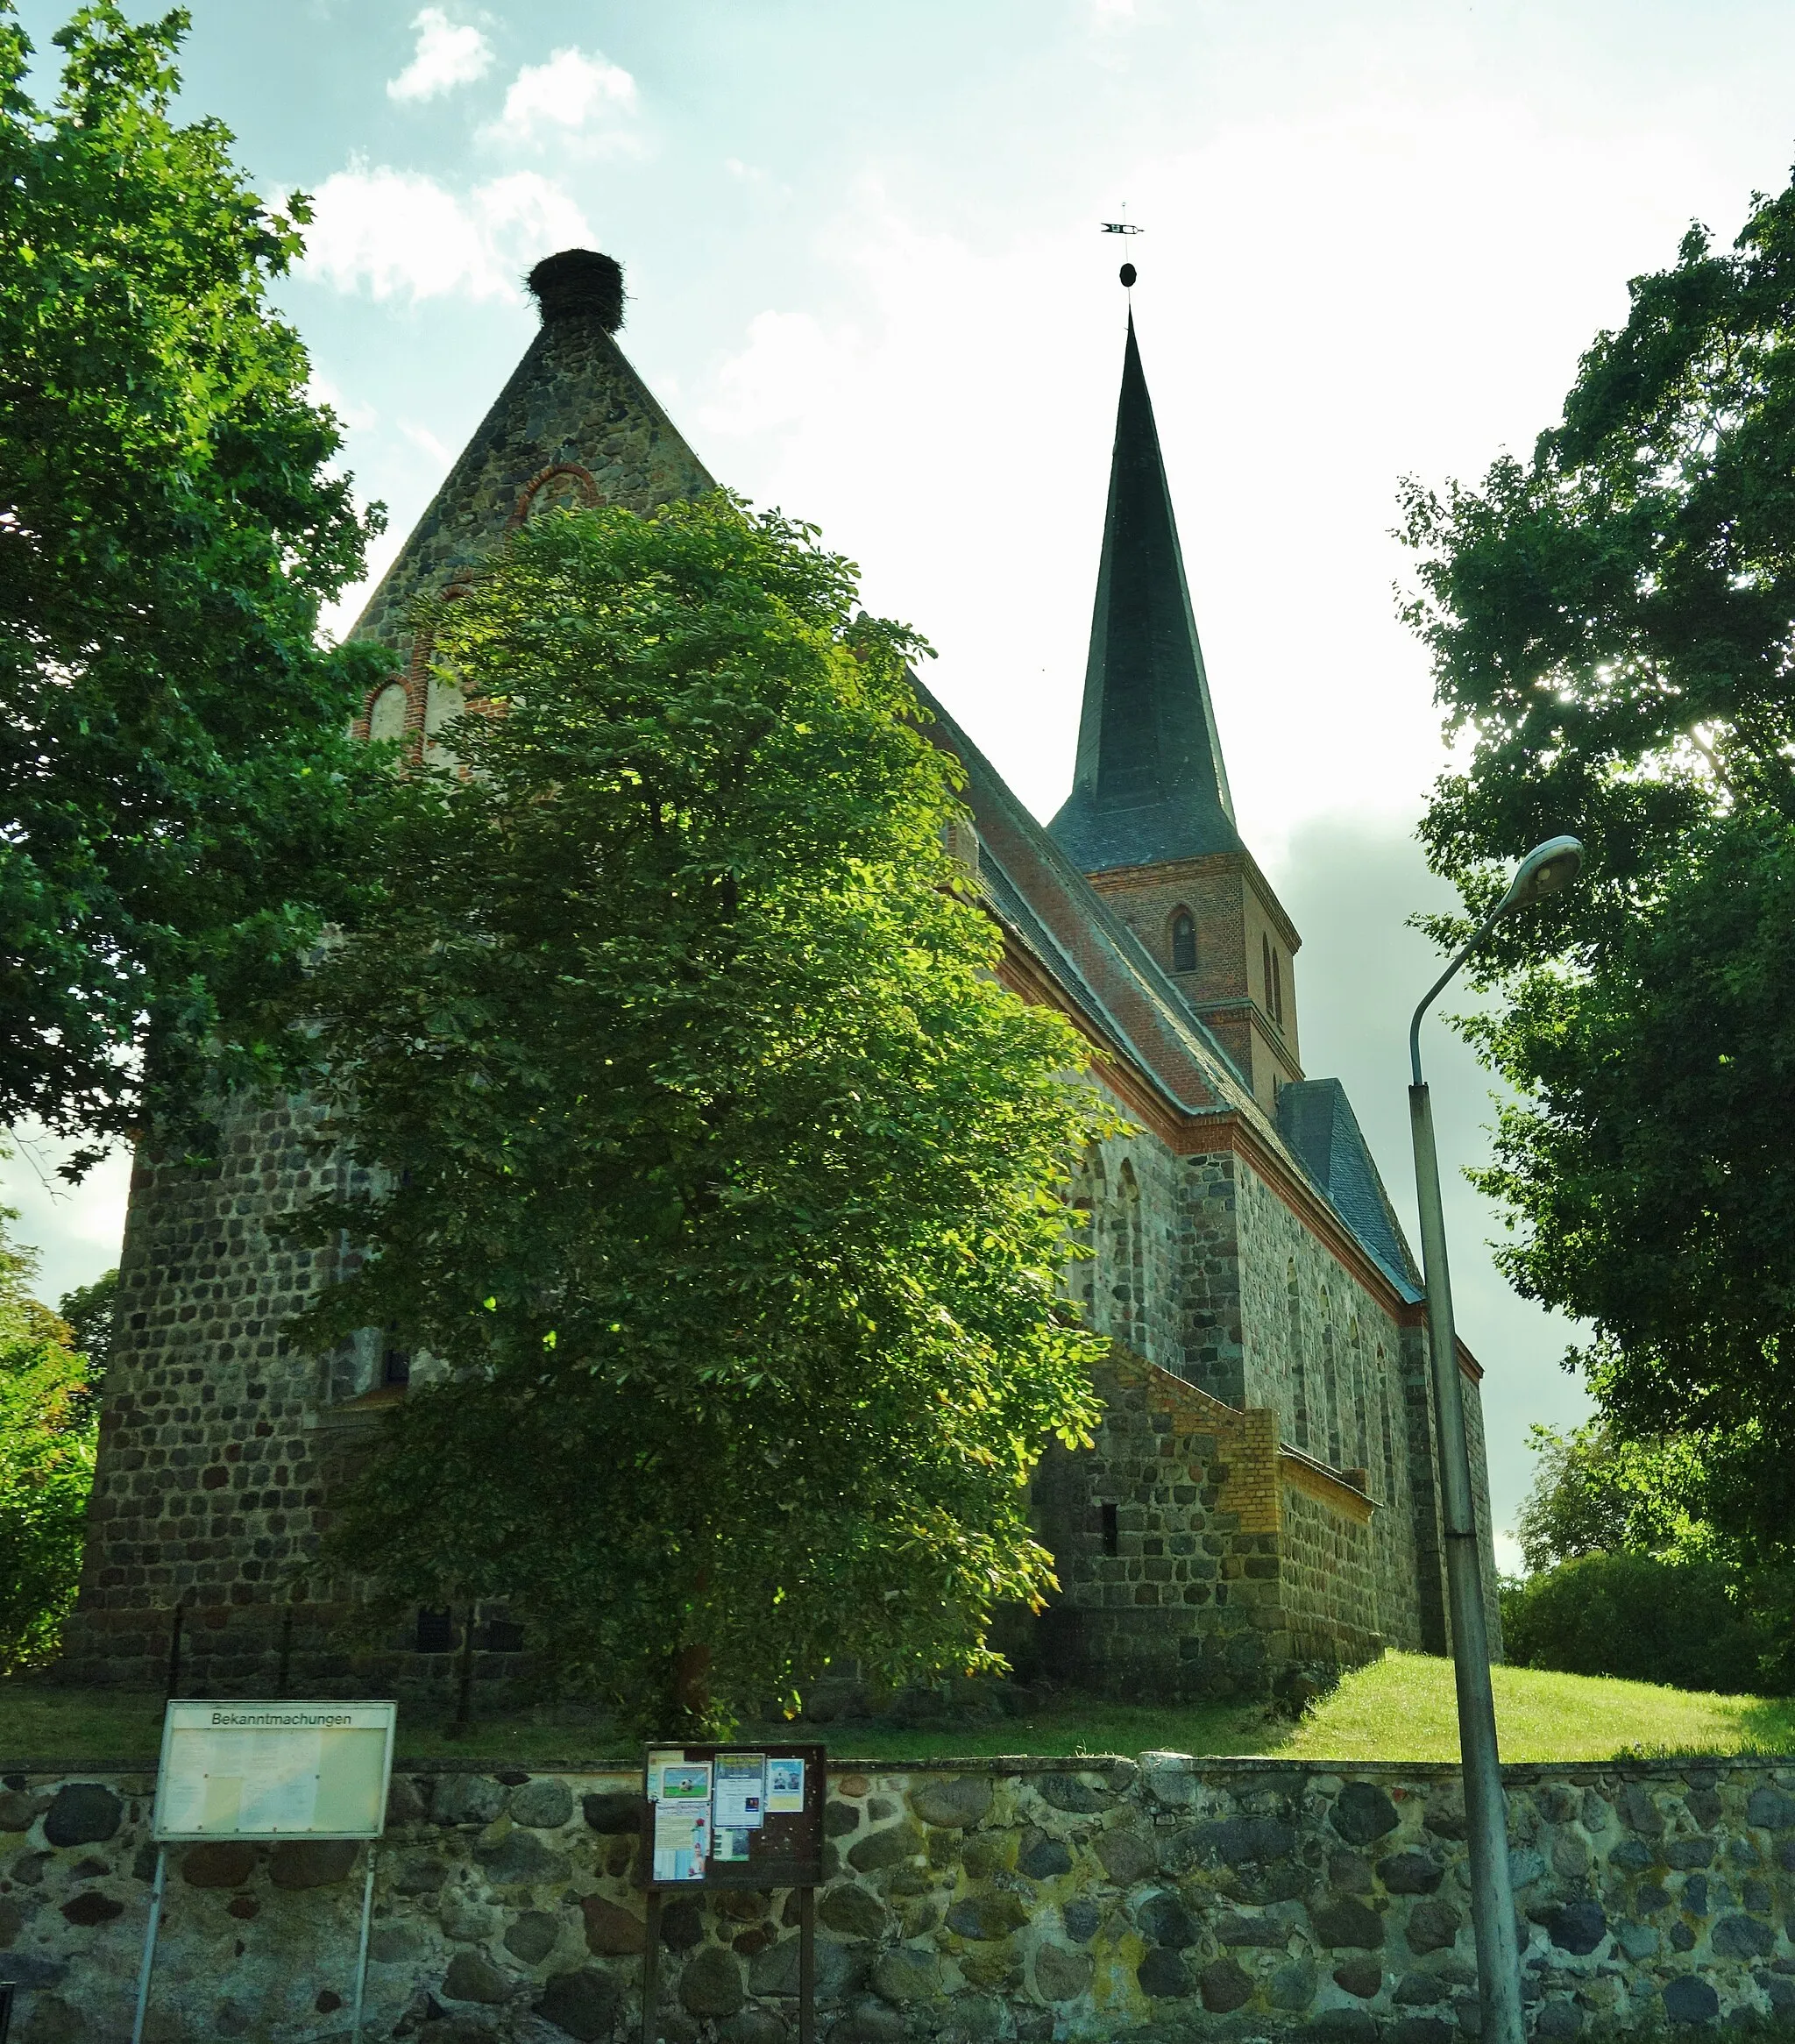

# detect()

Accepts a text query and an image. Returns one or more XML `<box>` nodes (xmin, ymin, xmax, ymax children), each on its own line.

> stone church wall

<box><xmin>1028</xmin><ymin>1359</ymin><xmax>1384</xmax><ymax>1702</ymax></box>
<box><xmin>8</xmin><ymin>1754</ymin><xmax>1792</xmax><ymax>2042</ymax></box>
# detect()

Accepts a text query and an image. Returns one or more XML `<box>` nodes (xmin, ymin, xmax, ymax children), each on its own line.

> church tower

<box><xmin>1049</xmin><ymin>310</ymin><xmax>1301</xmax><ymax>1112</ymax></box>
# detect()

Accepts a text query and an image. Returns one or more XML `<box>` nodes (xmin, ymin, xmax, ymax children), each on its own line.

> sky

<box><xmin>9</xmin><ymin>0</ymin><xmax>1795</xmax><ymax>1571</ymax></box>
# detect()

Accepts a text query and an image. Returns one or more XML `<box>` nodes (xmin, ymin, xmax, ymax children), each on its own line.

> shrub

<box><xmin>1502</xmin><ymin>1551</ymin><xmax>1770</xmax><ymax>1694</ymax></box>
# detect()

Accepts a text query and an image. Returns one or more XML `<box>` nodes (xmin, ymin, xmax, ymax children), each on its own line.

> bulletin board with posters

<box><xmin>638</xmin><ymin>1742</ymin><xmax>825</xmax><ymax>1890</ymax></box>
<box><xmin>636</xmin><ymin>1743</ymin><xmax>827</xmax><ymax>2044</ymax></box>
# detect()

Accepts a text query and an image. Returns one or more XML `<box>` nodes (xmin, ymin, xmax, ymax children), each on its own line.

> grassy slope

<box><xmin>4</xmin><ymin>1654</ymin><xmax>1791</xmax><ymax>1769</ymax></box>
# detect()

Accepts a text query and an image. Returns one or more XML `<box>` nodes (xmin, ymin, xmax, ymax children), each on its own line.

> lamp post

<box><xmin>1408</xmin><ymin>834</ymin><xmax>1583</xmax><ymax>2044</ymax></box>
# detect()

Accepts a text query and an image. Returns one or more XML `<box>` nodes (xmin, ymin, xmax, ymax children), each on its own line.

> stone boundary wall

<box><xmin>4</xmin><ymin>1753</ymin><xmax>1793</xmax><ymax>2043</ymax></box>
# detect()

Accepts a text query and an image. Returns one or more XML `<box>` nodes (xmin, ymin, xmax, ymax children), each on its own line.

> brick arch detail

<box><xmin>506</xmin><ymin>461</ymin><xmax>604</xmax><ymax>531</ymax></box>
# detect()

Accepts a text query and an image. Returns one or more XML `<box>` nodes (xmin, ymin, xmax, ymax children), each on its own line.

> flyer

<box><xmin>765</xmin><ymin>1757</ymin><xmax>805</xmax><ymax>1813</ymax></box>
<box><xmin>646</xmin><ymin>1749</ymin><xmax>685</xmax><ymax>1802</ymax></box>
<box><xmin>659</xmin><ymin>1760</ymin><xmax>712</xmax><ymax>1803</ymax></box>
<box><xmin>713</xmin><ymin>1825</ymin><xmax>750</xmax><ymax>1863</ymax></box>
<box><xmin>652</xmin><ymin>1799</ymin><xmax>709</xmax><ymax>1882</ymax></box>
<box><xmin>713</xmin><ymin>1752</ymin><xmax>766</xmax><ymax>1829</ymax></box>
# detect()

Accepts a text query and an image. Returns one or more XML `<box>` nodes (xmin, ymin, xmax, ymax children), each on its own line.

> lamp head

<box><xmin>1496</xmin><ymin>834</ymin><xmax>1584</xmax><ymax>917</ymax></box>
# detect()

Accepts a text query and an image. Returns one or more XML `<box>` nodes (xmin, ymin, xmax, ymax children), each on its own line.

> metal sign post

<box><xmin>636</xmin><ymin>1744</ymin><xmax>826</xmax><ymax>2044</ymax></box>
<box><xmin>133</xmin><ymin>1700</ymin><xmax>397</xmax><ymax>2044</ymax></box>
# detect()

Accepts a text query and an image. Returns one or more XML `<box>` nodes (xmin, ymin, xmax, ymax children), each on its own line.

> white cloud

<box><xmin>400</xmin><ymin>419</ymin><xmax>454</xmax><ymax>467</ymax></box>
<box><xmin>387</xmin><ymin>8</ymin><xmax>493</xmax><ymax>103</ymax></box>
<box><xmin>698</xmin><ymin>309</ymin><xmax>863</xmax><ymax>437</ymax></box>
<box><xmin>486</xmin><ymin>46</ymin><xmax>637</xmax><ymax>150</ymax></box>
<box><xmin>305</xmin><ymin>372</ymin><xmax>377</xmax><ymax>436</ymax></box>
<box><xmin>294</xmin><ymin>161</ymin><xmax>592</xmax><ymax>304</ymax></box>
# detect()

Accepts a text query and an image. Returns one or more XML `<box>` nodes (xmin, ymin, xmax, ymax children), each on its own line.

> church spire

<box><xmin>1048</xmin><ymin>311</ymin><xmax>1241</xmax><ymax>873</ymax></box>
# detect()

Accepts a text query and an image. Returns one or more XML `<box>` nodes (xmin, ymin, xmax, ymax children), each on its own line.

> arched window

<box><xmin>1274</xmin><ymin>948</ymin><xmax>1286</xmax><ymax>1027</ymax></box>
<box><xmin>1115</xmin><ymin>1159</ymin><xmax>1145</xmax><ymax>1352</ymax></box>
<box><xmin>1170</xmin><ymin>909</ymin><xmax>1197</xmax><ymax>974</ymax></box>
<box><xmin>367</xmin><ymin>681</ymin><xmax>409</xmax><ymax>745</ymax></box>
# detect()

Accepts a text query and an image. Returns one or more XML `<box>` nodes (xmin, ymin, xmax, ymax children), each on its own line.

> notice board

<box><xmin>151</xmin><ymin>1700</ymin><xmax>397</xmax><ymax>1842</ymax></box>
<box><xmin>639</xmin><ymin>1742</ymin><xmax>825</xmax><ymax>1889</ymax></box>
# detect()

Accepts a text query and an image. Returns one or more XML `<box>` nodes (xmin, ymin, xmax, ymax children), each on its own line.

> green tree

<box><xmin>58</xmin><ymin>1268</ymin><xmax>117</xmax><ymax>1392</ymax></box>
<box><xmin>0</xmin><ymin>1206</ymin><xmax>96</xmax><ymax>1673</ymax></box>
<box><xmin>1398</xmin><ymin>171</ymin><xmax>1795</xmax><ymax>1577</ymax></box>
<box><xmin>0</xmin><ymin>2</ymin><xmax>389</xmax><ymax>1164</ymax></box>
<box><xmin>286</xmin><ymin>495</ymin><xmax>1111</xmax><ymax>1732</ymax></box>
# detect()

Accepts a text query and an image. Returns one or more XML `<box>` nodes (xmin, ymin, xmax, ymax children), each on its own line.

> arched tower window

<box><xmin>1287</xmin><ymin>1256</ymin><xmax>1309</xmax><ymax>1451</ymax></box>
<box><xmin>1170</xmin><ymin>909</ymin><xmax>1197</xmax><ymax>974</ymax></box>
<box><xmin>366</xmin><ymin>681</ymin><xmax>409</xmax><ymax>746</ymax></box>
<box><xmin>1115</xmin><ymin>1159</ymin><xmax>1145</xmax><ymax>1352</ymax></box>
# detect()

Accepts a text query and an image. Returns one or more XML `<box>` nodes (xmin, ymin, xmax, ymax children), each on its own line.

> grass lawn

<box><xmin>3</xmin><ymin>1653</ymin><xmax>1791</xmax><ymax>1770</ymax></box>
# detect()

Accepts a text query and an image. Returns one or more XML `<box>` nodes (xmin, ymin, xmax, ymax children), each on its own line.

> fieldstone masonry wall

<box><xmin>4</xmin><ymin>1755</ymin><xmax>1793</xmax><ymax>2042</ymax></box>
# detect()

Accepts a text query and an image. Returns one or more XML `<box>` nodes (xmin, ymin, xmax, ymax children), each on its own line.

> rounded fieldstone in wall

<box><xmin>0</xmin><ymin>1790</ymin><xmax>39</xmax><ymax>1831</ymax></box>
<box><xmin>510</xmin><ymin>1778</ymin><xmax>574</xmax><ymax>1829</ymax></box>
<box><xmin>506</xmin><ymin>1909</ymin><xmax>561</xmax><ymax>1963</ymax></box>
<box><xmin>871</xmin><ymin>1948</ymin><xmax>942</xmax><ymax>2004</ymax></box>
<box><xmin>1746</xmin><ymin>1786</ymin><xmax>1795</xmax><ymax>1830</ymax></box>
<box><xmin>443</xmin><ymin>1949</ymin><xmax>510</xmax><ymax>2004</ymax></box>
<box><xmin>1390</xmin><ymin>2017</ymin><xmax>1454</xmax><ymax>2044</ymax></box>
<box><xmin>537</xmin><ymin>1966</ymin><xmax>621</xmax><ymax>2041</ymax></box>
<box><xmin>1310</xmin><ymin>2012</ymin><xmax>1380</xmax><ymax>2043</ymax></box>
<box><xmin>1199</xmin><ymin>1957</ymin><xmax>1254</xmax><ymax>2012</ymax></box>
<box><xmin>1535</xmin><ymin>2002</ymin><xmax>1585</xmax><ymax>2040</ymax></box>
<box><xmin>1713</xmin><ymin>1913</ymin><xmax>1776</xmax><ymax>1959</ymax></box>
<box><xmin>582</xmin><ymin>1791</ymin><xmax>639</xmax><ymax>1834</ymax></box>
<box><xmin>680</xmin><ymin>1944</ymin><xmax>746</xmax><ymax>2019</ymax></box>
<box><xmin>1017</xmin><ymin>1830</ymin><xmax>1074</xmax><ymax>1880</ymax></box>
<box><xmin>1402</xmin><ymin>1899</ymin><xmax>1461</xmax><ymax>1954</ymax></box>
<box><xmin>579</xmin><ymin>1892</ymin><xmax>645</xmax><ymax>1955</ymax></box>
<box><xmin>848</xmin><ymin>1822</ymin><xmax>923</xmax><ymax>1873</ymax></box>
<box><xmin>1093</xmin><ymin>1828</ymin><xmax>1154</xmax><ymax>1884</ymax></box>
<box><xmin>1377</xmin><ymin>1851</ymin><xmax>1442</xmax><ymax>1895</ymax></box>
<box><xmin>181</xmin><ymin>1842</ymin><xmax>256</xmax><ymax>1889</ymax></box>
<box><xmin>474</xmin><ymin>1828</ymin><xmax>568</xmax><ymax>1884</ymax></box>
<box><xmin>1136</xmin><ymin>1946</ymin><xmax>1191</xmax><ymax>1999</ymax></box>
<box><xmin>1269</xmin><ymin>1959</ymin><xmax>1318</xmax><ymax>2009</ymax></box>
<box><xmin>909</xmin><ymin>1777</ymin><xmax>992</xmax><ymax>1829</ymax></box>
<box><xmin>392</xmin><ymin>1851</ymin><xmax>448</xmax><ymax>1894</ymax></box>
<box><xmin>1393</xmin><ymin>1972</ymin><xmax>1451</xmax><ymax>2004</ymax></box>
<box><xmin>1136</xmin><ymin>1893</ymin><xmax>1201</xmax><ymax>1949</ymax></box>
<box><xmin>1033</xmin><ymin>1943</ymin><xmax>1094</xmax><ymax>2003</ymax></box>
<box><xmin>662</xmin><ymin>1898</ymin><xmax>706</xmax><ymax>1950</ymax></box>
<box><xmin>432</xmin><ymin>1774</ymin><xmax>509</xmax><ymax>1827</ymax></box>
<box><xmin>61</xmin><ymin>1890</ymin><xmax>124</xmax><ymax>1926</ymax></box>
<box><xmin>824</xmin><ymin>1799</ymin><xmax>861</xmax><ymax>1837</ymax></box>
<box><xmin>1662</xmin><ymin>1975</ymin><xmax>1721</xmax><ymax>2025</ymax></box>
<box><xmin>833</xmin><ymin>1996</ymin><xmax>905</xmax><ymax>2044</ymax></box>
<box><xmin>1035</xmin><ymin>1773</ymin><xmax>1112</xmax><ymax>1814</ymax></box>
<box><xmin>718</xmin><ymin>2012</ymin><xmax>788</xmax><ymax>2044</ymax></box>
<box><xmin>1061</xmin><ymin>1899</ymin><xmax>1102</xmax><ymax>1942</ymax></box>
<box><xmin>1313</xmin><ymin>1897</ymin><xmax>1385</xmax><ymax>1948</ymax></box>
<box><xmin>1334</xmin><ymin>1959</ymin><xmax>1383</xmax><ymax>1998</ymax></box>
<box><xmin>44</xmin><ymin>1784</ymin><xmax>122</xmax><ymax>1847</ymax></box>
<box><xmin>1330</xmin><ymin>1783</ymin><xmax>1400</xmax><ymax>1848</ymax></box>
<box><xmin>822</xmin><ymin>1884</ymin><xmax>893</xmax><ymax>1940</ymax></box>
<box><xmin>271</xmin><ymin>1840</ymin><xmax>358</xmax><ymax>1889</ymax></box>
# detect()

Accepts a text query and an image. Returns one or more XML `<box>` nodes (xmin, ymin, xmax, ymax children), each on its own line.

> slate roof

<box><xmin>1276</xmin><ymin>1079</ymin><xmax>1424</xmax><ymax>1304</ymax></box>
<box><xmin>1048</xmin><ymin>315</ymin><xmax>1243</xmax><ymax>873</ymax></box>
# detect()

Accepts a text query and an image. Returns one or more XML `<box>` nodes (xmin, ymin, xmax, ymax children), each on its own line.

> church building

<box><xmin>62</xmin><ymin>252</ymin><xmax>1501</xmax><ymax>1703</ymax></box>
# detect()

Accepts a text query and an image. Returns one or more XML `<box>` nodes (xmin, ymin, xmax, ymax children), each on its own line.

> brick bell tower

<box><xmin>1048</xmin><ymin>305</ymin><xmax>1299</xmax><ymax>1111</ymax></box>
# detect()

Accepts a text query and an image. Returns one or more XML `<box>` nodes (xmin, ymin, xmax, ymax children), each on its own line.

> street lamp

<box><xmin>1407</xmin><ymin>834</ymin><xmax>1583</xmax><ymax>2044</ymax></box>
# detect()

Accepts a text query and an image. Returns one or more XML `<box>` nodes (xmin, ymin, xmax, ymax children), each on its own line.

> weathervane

<box><xmin>1102</xmin><ymin>211</ymin><xmax>1141</xmax><ymax>292</ymax></box>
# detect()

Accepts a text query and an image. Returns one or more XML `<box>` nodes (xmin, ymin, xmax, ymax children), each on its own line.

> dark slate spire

<box><xmin>1048</xmin><ymin>313</ymin><xmax>1242</xmax><ymax>871</ymax></box>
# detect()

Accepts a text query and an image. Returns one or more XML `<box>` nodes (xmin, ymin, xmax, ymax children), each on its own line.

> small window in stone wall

<box><xmin>415</xmin><ymin>1607</ymin><xmax>455</xmax><ymax>1653</ymax></box>
<box><xmin>367</xmin><ymin>681</ymin><xmax>409</xmax><ymax>745</ymax></box>
<box><xmin>1170</xmin><ymin>909</ymin><xmax>1197</xmax><ymax>974</ymax></box>
<box><xmin>382</xmin><ymin>1328</ymin><xmax>412</xmax><ymax>1387</ymax></box>
<box><xmin>1102</xmin><ymin>1502</ymin><xmax>1119</xmax><ymax>1556</ymax></box>
<box><xmin>484</xmin><ymin>1617</ymin><xmax>525</xmax><ymax>1654</ymax></box>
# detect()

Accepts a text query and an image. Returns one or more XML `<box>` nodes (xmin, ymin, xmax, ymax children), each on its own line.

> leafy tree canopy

<box><xmin>0</xmin><ymin>2</ymin><xmax>389</xmax><ymax>1165</ymax></box>
<box><xmin>285</xmin><ymin>495</ymin><xmax>1112</xmax><ymax>1733</ymax></box>
<box><xmin>1400</xmin><ymin>171</ymin><xmax>1795</xmax><ymax>1561</ymax></box>
<box><xmin>0</xmin><ymin>1199</ymin><xmax>96</xmax><ymax>1673</ymax></box>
